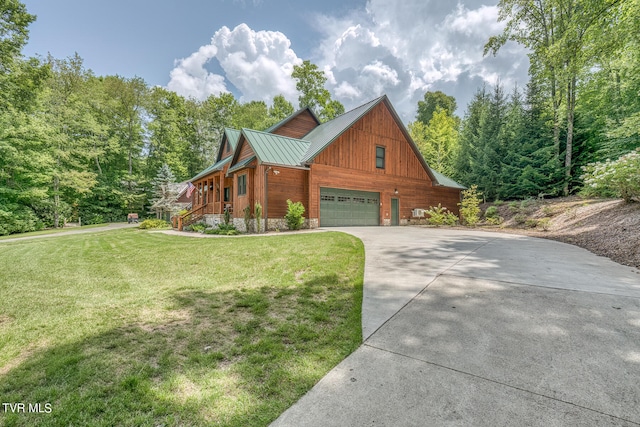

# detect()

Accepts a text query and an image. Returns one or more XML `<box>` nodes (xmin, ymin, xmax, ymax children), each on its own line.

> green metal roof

<box><xmin>430</xmin><ymin>168</ymin><xmax>466</xmax><ymax>189</ymax></box>
<box><xmin>300</xmin><ymin>96</ymin><xmax>384</xmax><ymax>163</ymax></box>
<box><xmin>241</xmin><ymin>129</ymin><xmax>311</xmax><ymax>167</ymax></box>
<box><xmin>190</xmin><ymin>156</ymin><xmax>232</xmax><ymax>181</ymax></box>
<box><xmin>227</xmin><ymin>155</ymin><xmax>256</xmax><ymax>174</ymax></box>
<box><xmin>225</xmin><ymin>128</ymin><xmax>241</xmax><ymax>150</ymax></box>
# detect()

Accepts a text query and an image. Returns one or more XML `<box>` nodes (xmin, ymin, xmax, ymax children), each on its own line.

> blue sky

<box><xmin>21</xmin><ymin>0</ymin><xmax>529</xmax><ymax>121</ymax></box>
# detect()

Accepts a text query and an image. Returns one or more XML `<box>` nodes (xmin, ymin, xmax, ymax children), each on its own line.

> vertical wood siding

<box><xmin>308</xmin><ymin>102</ymin><xmax>461</xmax><ymax>222</ymax></box>
<box><xmin>266</xmin><ymin>168</ymin><xmax>309</xmax><ymax>218</ymax></box>
<box><xmin>271</xmin><ymin>110</ymin><xmax>318</xmax><ymax>139</ymax></box>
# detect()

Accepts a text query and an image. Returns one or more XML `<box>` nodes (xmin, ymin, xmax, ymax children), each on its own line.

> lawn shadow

<box><xmin>0</xmin><ymin>275</ymin><xmax>362</xmax><ymax>427</ymax></box>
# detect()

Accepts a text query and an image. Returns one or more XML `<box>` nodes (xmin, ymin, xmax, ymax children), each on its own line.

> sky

<box><xmin>20</xmin><ymin>0</ymin><xmax>529</xmax><ymax>122</ymax></box>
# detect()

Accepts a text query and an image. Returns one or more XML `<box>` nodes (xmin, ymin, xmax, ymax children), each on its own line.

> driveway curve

<box><xmin>273</xmin><ymin>227</ymin><xmax>640</xmax><ymax>426</ymax></box>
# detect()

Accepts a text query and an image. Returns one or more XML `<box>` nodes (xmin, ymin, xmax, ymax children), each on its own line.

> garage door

<box><xmin>320</xmin><ymin>188</ymin><xmax>380</xmax><ymax>226</ymax></box>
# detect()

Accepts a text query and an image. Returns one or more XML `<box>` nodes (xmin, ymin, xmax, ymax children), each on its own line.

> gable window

<box><xmin>238</xmin><ymin>174</ymin><xmax>247</xmax><ymax>196</ymax></box>
<box><xmin>376</xmin><ymin>146</ymin><xmax>385</xmax><ymax>169</ymax></box>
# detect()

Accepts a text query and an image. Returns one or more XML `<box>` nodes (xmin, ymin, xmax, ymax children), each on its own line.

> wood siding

<box><xmin>266</xmin><ymin>167</ymin><xmax>309</xmax><ymax>219</ymax></box>
<box><xmin>271</xmin><ymin>110</ymin><xmax>318</xmax><ymax>139</ymax></box>
<box><xmin>313</xmin><ymin>103</ymin><xmax>430</xmax><ymax>181</ymax></box>
<box><xmin>308</xmin><ymin>101</ymin><xmax>461</xmax><ymax>222</ymax></box>
<box><xmin>309</xmin><ymin>164</ymin><xmax>458</xmax><ymax>222</ymax></box>
<box><xmin>237</xmin><ymin>138</ymin><xmax>255</xmax><ymax>162</ymax></box>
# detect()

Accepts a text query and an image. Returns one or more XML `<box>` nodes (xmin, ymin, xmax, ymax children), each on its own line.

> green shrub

<box><xmin>538</xmin><ymin>218</ymin><xmax>551</xmax><ymax>231</ymax></box>
<box><xmin>459</xmin><ymin>185</ymin><xmax>482</xmax><ymax>226</ymax></box>
<box><xmin>514</xmin><ymin>214</ymin><xmax>526</xmax><ymax>225</ymax></box>
<box><xmin>243</xmin><ymin>206</ymin><xmax>252</xmax><ymax>233</ymax></box>
<box><xmin>138</xmin><ymin>219</ymin><xmax>170</xmax><ymax>229</ymax></box>
<box><xmin>483</xmin><ymin>205</ymin><xmax>503</xmax><ymax>224</ymax></box>
<box><xmin>0</xmin><ymin>204</ymin><xmax>43</xmax><ymax>235</ymax></box>
<box><xmin>581</xmin><ymin>149</ymin><xmax>640</xmax><ymax>203</ymax></box>
<box><xmin>508</xmin><ymin>201</ymin><xmax>521</xmax><ymax>213</ymax></box>
<box><xmin>486</xmin><ymin>216</ymin><xmax>503</xmax><ymax>225</ymax></box>
<box><xmin>284</xmin><ymin>199</ymin><xmax>305</xmax><ymax>230</ymax></box>
<box><xmin>204</xmin><ymin>223</ymin><xmax>239</xmax><ymax>235</ymax></box>
<box><xmin>484</xmin><ymin>206</ymin><xmax>499</xmax><ymax>219</ymax></box>
<box><xmin>190</xmin><ymin>223</ymin><xmax>208</xmax><ymax>233</ymax></box>
<box><xmin>493</xmin><ymin>200</ymin><xmax>504</xmax><ymax>207</ymax></box>
<box><xmin>525</xmin><ymin>219</ymin><xmax>538</xmax><ymax>228</ymax></box>
<box><xmin>254</xmin><ymin>202</ymin><xmax>263</xmax><ymax>233</ymax></box>
<box><xmin>425</xmin><ymin>204</ymin><xmax>458</xmax><ymax>226</ymax></box>
<box><xmin>541</xmin><ymin>206</ymin><xmax>555</xmax><ymax>217</ymax></box>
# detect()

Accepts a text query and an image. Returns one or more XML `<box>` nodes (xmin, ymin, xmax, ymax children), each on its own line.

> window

<box><xmin>238</xmin><ymin>174</ymin><xmax>247</xmax><ymax>196</ymax></box>
<box><xmin>321</xmin><ymin>195</ymin><xmax>335</xmax><ymax>201</ymax></box>
<box><xmin>376</xmin><ymin>146</ymin><xmax>385</xmax><ymax>169</ymax></box>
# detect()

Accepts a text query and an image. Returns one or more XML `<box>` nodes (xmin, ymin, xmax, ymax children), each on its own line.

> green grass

<box><xmin>0</xmin><ymin>229</ymin><xmax>364</xmax><ymax>426</ymax></box>
<box><xmin>0</xmin><ymin>223</ymin><xmax>109</xmax><ymax>240</ymax></box>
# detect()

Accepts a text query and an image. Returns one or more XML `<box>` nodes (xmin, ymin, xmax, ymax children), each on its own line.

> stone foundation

<box><xmin>266</xmin><ymin>218</ymin><xmax>318</xmax><ymax>231</ymax></box>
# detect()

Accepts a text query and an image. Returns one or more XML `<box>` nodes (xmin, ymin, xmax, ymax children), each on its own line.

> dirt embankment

<box><xmin>477</xmin><ymin>196</ymin><xmax>640</xmax><ymax>269</ymax></box>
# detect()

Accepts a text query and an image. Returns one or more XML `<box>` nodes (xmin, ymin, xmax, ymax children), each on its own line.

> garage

<box><xmin>320</xmin><ymin>188</ymin><xmax>380</xmax><ymax>226</ymax></box>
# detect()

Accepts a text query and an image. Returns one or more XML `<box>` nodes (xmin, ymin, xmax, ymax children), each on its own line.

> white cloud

<box><xmin>167</xmin><ymin>44</ymin><xmax>227</xmax><ymax>100</ymax></box>
<box><xmin>167</xmin><ymin>24</ymin><xmax>301</xmax><ymax>104</ymax></box>
<box><xmin>314</xmin><ymin>0</ymin><xmax>529</xmax><ymax>120</ymax></box>
<box><xmin>167</xmin><ymin>2</ymin><xmax>529</xmax><ymax>121</ymax></box>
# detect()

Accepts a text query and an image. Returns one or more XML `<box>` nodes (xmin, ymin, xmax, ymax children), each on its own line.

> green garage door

<box><xmin>320</xmin><ymin>188</ymin><xmax>380</xmax><ymax>226</ymax></box>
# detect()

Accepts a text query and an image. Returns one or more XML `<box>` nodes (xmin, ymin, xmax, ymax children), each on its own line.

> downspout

<box><xmin>264</xmin><ymin>166</ymin><xmax>272</xmax><ymax>233</ymax></box>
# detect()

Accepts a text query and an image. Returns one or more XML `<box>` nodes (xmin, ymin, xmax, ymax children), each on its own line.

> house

<box><xmin>179</xmin><ymin>95</ymin><xmax>464</xmax><ymax>231</ymax></box>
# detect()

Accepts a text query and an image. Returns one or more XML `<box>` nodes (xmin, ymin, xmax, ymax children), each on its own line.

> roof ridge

<box><xmin>242</xmin><ymin>127</ymin><xmax>311</xmax><ymax>145</ymax></box>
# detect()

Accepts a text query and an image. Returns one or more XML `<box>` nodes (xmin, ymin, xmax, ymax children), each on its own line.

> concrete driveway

<box><xmin>272</xmin><ymin>227</ymin><xmax>640</xmax><ymax>426</ymax></box>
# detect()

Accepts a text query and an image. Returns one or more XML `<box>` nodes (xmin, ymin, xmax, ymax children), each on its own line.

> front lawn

<box><xmin>0</xmin><ymin>229</ymin><xmax>364</xmax><ymax>426</ymax></box>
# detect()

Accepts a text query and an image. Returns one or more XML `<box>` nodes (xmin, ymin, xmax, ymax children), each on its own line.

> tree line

<box><xmin>410</xmin><ymin>0</ymin><xmax>639</xmax><ymax>201</ymax></box>
<box><xmin>2</xmin><ymin>0</ymin><xmax>638</xmax><ymax>234</ymax></box>
<box><xmin>0</xmin><ymin>1</ymin><xmax>343</xmax><ymax>234</ymax></box>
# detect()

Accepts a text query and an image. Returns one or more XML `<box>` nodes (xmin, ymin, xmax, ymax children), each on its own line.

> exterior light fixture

<box><xmin>394</xmin><ymin>189</ymin><xmax>398</xmax><ymax>195</ymax></box>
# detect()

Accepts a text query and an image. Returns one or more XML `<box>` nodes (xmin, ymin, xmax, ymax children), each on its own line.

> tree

<box><xmin>416</xmin><ymin>91</ymin><xmax>458</xmax><ymax>125</ymax></box>
<box><xmin>409</xmin><ymin>107</ymin><xmax>459</xmax><ymax>176</ymax></box>
<box><xmin>0</xmin><ymin>0</ymin><xmax>34</xmax><ymax>78</ymax></box>
<box><xmin>150</xmin><ymin>163</ymin><xmax>178</xmax><ymax>220</ymax></box>
<box><xmin>268</xmin><ymin>94</ymin><xmax>294</xmax><ymax>124</ymax></box>
<box><xmin>291</xmin><ymin>60</ymin><xmax>344</xmax><ymax>122</ymax></box>
<box><xmin>486</xmin><ymin>0</ymin><xmax>627</xmax><ymax>195</ymax></box>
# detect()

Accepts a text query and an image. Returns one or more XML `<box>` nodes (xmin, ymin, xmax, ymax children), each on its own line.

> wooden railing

<box><xmin>176</xmin><ymin>205</ymin><xmax>206</xmax><ymax>230</ymax></box>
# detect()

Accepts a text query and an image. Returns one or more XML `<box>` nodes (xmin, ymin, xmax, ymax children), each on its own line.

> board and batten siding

<box><xmin>270</xmin><ymin>110</ymin><xmax>318</xmax><ymax>139</ymax></box>
<box><xmin>266</xmin><ymin>168</ymin><xmax>309</xmax><ymax>219</ymax></box>
<box><xmin>307</xmin><ymin>101</ymin><xmax>460</xmax><ymax>223</ymax></box>
<box><xmin>237</xmin><ymin>138</ymin><xmax>255</xmax><ymax>162</ymax></box>
<box><xmin>312</xmin><ymin>103</ymin><xmax>430</xmax><ymax>181</ymax></box>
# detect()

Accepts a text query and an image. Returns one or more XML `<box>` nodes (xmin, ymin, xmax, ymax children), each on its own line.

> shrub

<box><xmin>459</xmin><ymin>185</ymin><xmax>482</xmax><ymax>226</ymax></box>
<box><xmin>484</xmin><ymin>206</ymin><xmax>499</xmax><ymax>219</ymax></box>
<box><xmin>485</xmin><ymin>216</ymin><xmax>503</xmax><ymax>225</ymax></box>
<box><xmin>508</xmin><ymin>201</ymin><xmax>521</xmax><ymax>213</ymax></box>
<box><xmin>204</xmin><ymin>223</ymin><xmax>239</xmax><ymax>235</ymax></box>
<box><xmin>581</xmin><ymin>149</ymin><xmax>640</xmax><ymax>203</ymax></box>
<box><xmin>190</xmin><ymin>223</ymin><xmax>208</xmax><ymax>233</ymax></box>
<box><xmin>425</xmin><ymin>204</ymin><xmax>458</xmax><ymax>226</ymax></box>
<box><xmin>525</xmin><ymin>219</ymin><xmax>538</xmax><ymax>228</ymax></box>
<box><xmin>0</xmin><ymin>204</ymin><xmax>43</xmax><ymax>235</ymax></box>
<box><xmin>243</xmin><ymin>206</ymin><xmax>252</xmax><ymax>233</ymax></box>
<box><xmin>254</xmin><ymin>202</ymin><xmax>263</xmax><ymax>233</ymax></box>
<box><xmin>538</xmin><ymin>218</ymin><xmax>551</xmax><ymax>231</ymax></box>
<box><xmin>223</xmin><ymin>207</ymin><xmax>231</xmax><ymax>225</ymax></box>
<box><xmin>483</xmin><ymin>206</ymin><xmax>503</xmax><ymax>225</ymax></box>
<box><xmin>138</xmin><ymin>219</ymin><xmax>170</xmax><ymax>229</ymax></box>
<box><xmin>541</xmin><ymin>206</ymin><xmax>555</xmax><ymax>217</ymax></box>
<box><xmin>513</xmin><ymin>214</ymin><xmax>526</xmax><ymax>225</ymax></box>
<box><xmin>493</xmin><ymin>200</ymin><xmax>504</xmax><ymax>207</ymax></box>
<box><xmin>284</xmin><ymin>199</ymin><xmax>305</xmax><ymax>230</ymax></box>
